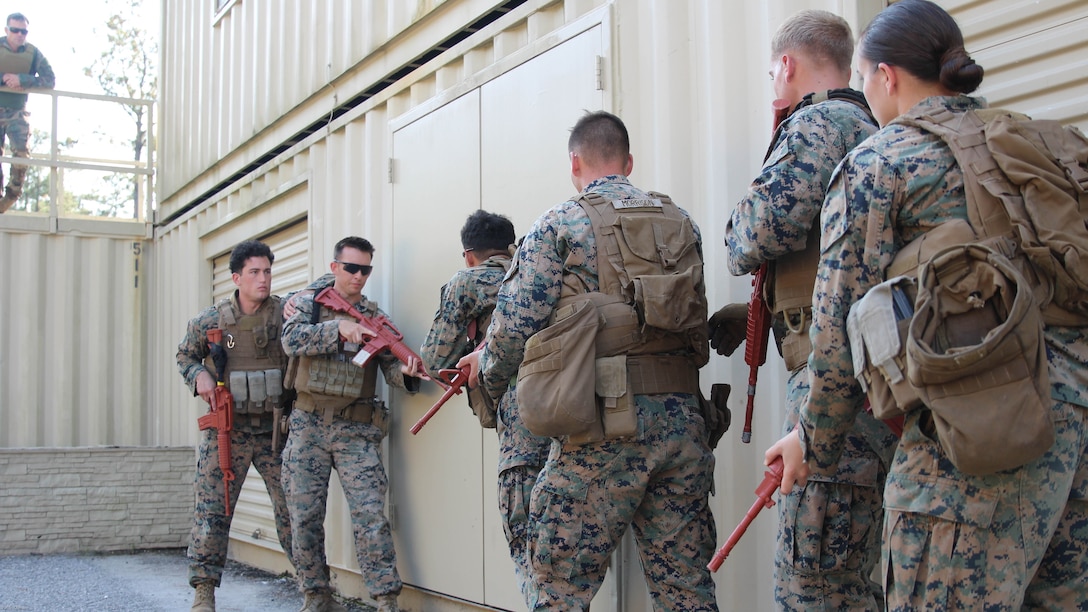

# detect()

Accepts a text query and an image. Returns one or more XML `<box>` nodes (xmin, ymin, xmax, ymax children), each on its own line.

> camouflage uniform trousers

<box><xmin>526</xmin><ymin>393</ymin><xmax>718</xmax><ymax>611</ymax></box>
<box><xmin>884</xmin><ymin>401</ymin><xmax>1088</xmax><ymax>611</ymax></box>
<box><xmin>188</xmin><ymin>426</ymin><xmax>294</xmax><ymax>587</ymax></box>
<box><xmin>499</xmin><ymin>464</ymin><xmax>540</xmax><ymax>605</ymax></box>
<box><xmin>776</xmin><ymin>367</ymin><xmax>889</xmax><ymax>611</ymax></box>
<box><xmin>281</xmin><ymin>408</ymin><xmax>401</xmax><ymax>598</ymax></box>
<box><xmin>0</xmin><ymin>107</ymin><xmax>30</xmax><ymax>194</ymax></box>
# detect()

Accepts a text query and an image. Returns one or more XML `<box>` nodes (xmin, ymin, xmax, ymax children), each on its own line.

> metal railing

<box><xmin>0</xmin><ymin>87</ymin><xmax>155</xmax><ymax>223</ymax></box>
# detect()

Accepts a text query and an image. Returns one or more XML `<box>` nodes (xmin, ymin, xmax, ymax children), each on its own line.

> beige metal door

<box><xmin>390</xmin><ymin>25</ymin><xmax>605</xmax><ymax>611</ymax></box>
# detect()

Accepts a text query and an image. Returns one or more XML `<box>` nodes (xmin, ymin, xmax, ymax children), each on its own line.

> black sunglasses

<box><xmin>334</xmin><ymin>260</ymin><xmax>372</xmax><ymax>276</ymax></box>
<box><xmin>7</xmin><ymin>27</ymin><xmax>28</xmax><ymax>35</ymax></box>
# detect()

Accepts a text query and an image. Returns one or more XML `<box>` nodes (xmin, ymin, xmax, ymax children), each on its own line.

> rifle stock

<box><xmin>197</xmin><ymin>329</ymin><xmax>236</xmax><ymax>516</ymax></box>
<box><xmin>708</xmin><ymin>456</ymin><xmax>783</xmax><ymax>572</ymax></box>
<box><xmin>313</xmin><ymin>287</ymin><xmax>434</xmax><ymax>383</ymax></box>
<box><xmin>740</xmin><ymin>98</ymin><xmax>792</xmax><ymax>444</ymax></box>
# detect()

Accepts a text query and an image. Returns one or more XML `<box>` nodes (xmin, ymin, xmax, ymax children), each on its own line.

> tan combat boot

<box><xmin>299</xmin><ymin>590</ymin><xmax>349</xmax><ymax>612</ymax></box>
<box><xmin>375</xmin><ymin>593</ymin><xmax>400</xmax><ymax>612</ymax></box>
<box><xmin>191</xmin><ymin>582</ymin><xmax>216</xmax><ymax>612</ymax></box>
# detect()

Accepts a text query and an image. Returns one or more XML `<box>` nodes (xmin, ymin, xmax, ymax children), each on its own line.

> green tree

<box><xmin>83</xmin><ymin>0</ymin><xmax>157</xmax><ymax>218</ymax></box>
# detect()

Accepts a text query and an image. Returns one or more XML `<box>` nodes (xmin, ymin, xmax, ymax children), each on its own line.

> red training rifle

<box><xmin>741</xmin><ymin>98</ymin><xmax>792</xmax><ymax>444</ymax></box>
<box><xmin>313</xmin><ymin>287</ymin><xmax>434</xmax><ymax>382</ymax></box>
<box><xmin>708</xmin><ymin>457</ymin><xmax>784</xmax><ymax>571</ymax></box>
<box><xmin>197</xmin><ymin>328</ymin><xmax>236</xmax><ymax>516</ymax></box>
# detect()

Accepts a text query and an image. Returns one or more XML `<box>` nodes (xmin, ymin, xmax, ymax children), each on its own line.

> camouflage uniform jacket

<box><xmin>281</xmin><ymin>291</ymin><xmax>416</xmax><ymax>393</ymax></box>
<box><xmin>423</xmin><ymin>255</ymin><xmax>551</xmax><ymax>472</ymax></box>
<box><xmin>420</xmin><ymin>255</ymin><xmax>510</xmax><ymax>378</ymax></box>
<box><xmin>176</xmin><ymin>291</ymin><xmax>285</xmax><ymax>433</ymax></box>
<box><xmin>726</xmin><ymin>94</ymin><xmax>897</xmax><ymax>474</ymax></box>
<box><xmin>479</xmin><ymin>175</ymin><xmax>704</xmax><ymax>400</ymax></box>
<box><xmin>801</xmin><ymin>95</ymin><xmax>1088</xmax><ymax>474</ymax></box>
<box><xmin>724</xmin><ymin>96</ymin><xmax>876</xmax><ymax>275</ymax></box>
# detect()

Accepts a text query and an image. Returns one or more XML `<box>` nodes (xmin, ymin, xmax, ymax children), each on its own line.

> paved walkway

<box><xmin>0</xmin><ymin>549</ymin><xmax>373</xmax><ymax>612</ymax></box>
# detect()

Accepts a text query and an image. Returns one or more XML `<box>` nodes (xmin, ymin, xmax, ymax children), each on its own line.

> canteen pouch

<box><xmin>848</xmin><ymin>276</ymin><xmax>923</xmax><ymax>420</ymax></box>
<box><xmin>518</xmin><ymin>297</ymin><xmax>601</xmax><ymax>439</ymax></box>
<box><xmin>907</xmin><ymin>243</ymin><xmax>1053</xmax><ymax>475</ymax></box>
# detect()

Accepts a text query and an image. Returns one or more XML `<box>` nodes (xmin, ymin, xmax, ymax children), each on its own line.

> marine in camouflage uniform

<box><xmin>0</xmin><ymin>13</ymin><xmax>55</xmax><ymax>212</ymax></box>
<box><xmin>716</xmin><ymin>11</ymin><xmax>897</xmax><ymax>610</ymax></box>
<box><xmin>419</xmin><ymin>210</ymin><xmax>551</xmax><ymax>604</ymax></box>
<box><xmin>176</xmin><ymin>240</ymin><xmax>296</xmax><ymax>612</ymax></box>
<box><xmin>281</xmin><ymin>236</ymin><xmax>420</xmax><ymax>612</ymax></box>
<box><xmin>774</xmin><ymin>2</ymin><xmax>1088</xmax><ymax>608</ymax></box>
<box><xmin>479</xmin><ymin>112</ymin><xmax>717</xmax><ymax>611</ymax></box>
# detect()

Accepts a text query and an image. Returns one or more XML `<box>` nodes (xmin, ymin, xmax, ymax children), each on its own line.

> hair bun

<box><xmin>939</xmin><ymin>46</ymin><xmax>984</xmax><ymax>93</ymax></box>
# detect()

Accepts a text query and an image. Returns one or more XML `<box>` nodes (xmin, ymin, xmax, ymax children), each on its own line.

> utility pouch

<box><xmin>518</xmin><ymin>297</ymin><xmax>600</xmax><ymax>438</ymax></box>
<box><xmin>848</xmin><ymin>276</ymin><xmax>923</xmax><ymax>420</ymax></box>
<box><xmin>372</xmin><ymin>400</ymin><xmax>391</xmax><ymax>437</ymax></box>
<box><xmin>229</xmin><ymin>371</ymin><xmax>250</xmax><ymax>413</ymax></box>
<box><xmin>248</xmin><ymin>370</ymin><xmax>268</xmax><ymax>409</ymax></box>
<box><xmin>907</xmin><ymin>243</ymin><xmax>1053</xmax><ymax>475</ymax></box>
<box><xmin>284</xmin><ymin>357</ymin><xmax>298</xmax><ymax>390</ymax></box>
<box><xmin>307</xmin><ymin>358</ymin><xmax>366</xmax><ymax>398</ymax></box>
<box><xmin>466</xmin><ymin>386</ymin><xmax>498</xmax><ymax>429</ymax></box>
<box><xmin>596</xmin><ymin>355</ymin><xmax>636</xmax><ymax>440</ymax></box>
<box><xmin>633</xmin><ymin>265</ymin><xmax>706</xmax><ymax>332</ymax></box>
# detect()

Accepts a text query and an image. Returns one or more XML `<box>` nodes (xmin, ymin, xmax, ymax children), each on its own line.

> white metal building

<box><xmin>1</xmin><ymin>0</ymin><xmax>1085</xmax><ymax>610</ymax></box>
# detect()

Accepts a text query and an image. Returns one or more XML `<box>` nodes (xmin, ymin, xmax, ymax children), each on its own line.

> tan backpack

<box><xmin>894</xmin><ymin>107</ymin><xmax>1088</xmax><ymax>327</ymax></box>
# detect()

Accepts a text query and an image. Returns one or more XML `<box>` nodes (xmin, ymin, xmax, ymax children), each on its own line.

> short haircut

<box><xmin>229</xmin><ymin>240</ymin><xmax>274</xmax><ymax>274</ymax></box>
<box><xmin>7</xmin><ymin>13</ymin><xmax>27</xmax><ymax>24</ymax></box>
<box><xmin>772</xmin><ymin>10</ymin><xmax>854</xmax><ymax>76</ymax></box>
<box><xmin>334</xmin><ymin>236</ymin><xmax>375</xmax><ymax>259</ymax></box>
<box><xmin>568</xmin><ymin>111</ymin><xmax>630</xmax><ymax>167</ymax></box>
<box><xmin>461</xmin><ymin>210</ymin><xmax>515</xmax><ymax>253</ymax></box>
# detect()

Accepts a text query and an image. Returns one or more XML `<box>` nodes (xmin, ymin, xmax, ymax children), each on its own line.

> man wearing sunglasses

<box><xmin>281</xmin><ymin>236</ymin><xmax>422</xmax><ymax>612</ymax></box>
<box><xmin>0</xmin><ymin>12</ymin><xmax>54</xmax><ymax>213</ymax></box>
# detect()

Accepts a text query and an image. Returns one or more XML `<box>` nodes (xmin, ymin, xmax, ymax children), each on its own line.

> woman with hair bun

<box><xmin>765</xmin><ymin>0</ymin><xmax>1088</xmax><ymax>609</ymax></box>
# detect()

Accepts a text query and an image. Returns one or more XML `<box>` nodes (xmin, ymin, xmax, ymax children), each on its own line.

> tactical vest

<box><xmin>208</xmin><ymin>297</ymin><xmax>287</xmax><ymax>416</ymax></box>
<box><xmin>291</xmin><ymin>302</ymin><xmax>380</xmax><ymax>423</ymax></box>
<box><xmin>769</xmin><ymin>90</ymin><xmax>878</xmax><ymax>370</ymax></box>
<box><xmin>564</xmin><ymin>190</ymin><xmax>707</xmax><ymax>388</ymax></box>
<box><xmin>892</xmin><ymin>107</ymin><xmax>1088</xmax><ymax>327</ymax></box>
<box><xmin>0</xmin><ymin>42</ymin><xmax>38</xmax><ymax>109</ymax></box>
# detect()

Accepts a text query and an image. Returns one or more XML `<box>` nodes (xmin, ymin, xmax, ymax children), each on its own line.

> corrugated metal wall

<box><xmin>0</xmin><ymin>230</ymin><xmax>148</xmax><ymax>447</ymax></box>
<box><xmin>952</xmin><ymin>0</ymin><xmax>1088</xmax><ymax>132</ymax></box>
<box><xmin>142</xmin><ymin>0</ymin><xmax>1088</xmax><ymax>610</ymax></box>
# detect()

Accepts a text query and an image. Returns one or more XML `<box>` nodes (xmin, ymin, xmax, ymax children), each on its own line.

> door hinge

<box><xmin>596</xmin><ymin>55</ymin><xmax>605</xmax><ymax>91</ymax></box>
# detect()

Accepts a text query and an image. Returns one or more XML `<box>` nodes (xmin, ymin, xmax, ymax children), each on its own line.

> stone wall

<box><xmin>0</xmin><ymin>447</ymin><xmax>194</xmax><ymax>555</ymax></box>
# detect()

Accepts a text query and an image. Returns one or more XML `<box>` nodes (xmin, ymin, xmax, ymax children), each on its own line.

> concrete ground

<box><xmin>0</xmin><ymin>549</ymin><xmax>375</xmax><ymax>612</ymax></box>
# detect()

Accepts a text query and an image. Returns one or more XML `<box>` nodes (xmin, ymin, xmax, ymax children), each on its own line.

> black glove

<box><xmin>708</xmin><ymin>303</ymin><xmax>749</xmax><ymax>356</ymax></box>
